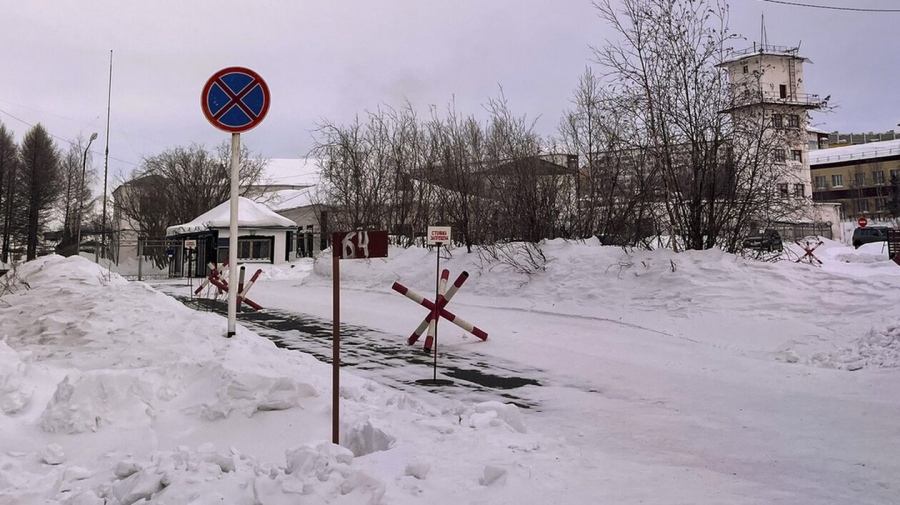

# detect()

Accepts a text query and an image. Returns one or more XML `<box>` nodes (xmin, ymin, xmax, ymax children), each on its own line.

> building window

<box><xmin>779</xmin><ymin>84</ymin><xmax>787</xmax><ymax>98</ymax></box>
<box><xmin>832</xmin><ymin>174</ymin><xmax>843</xmax><ymax>188</ymax></box>
<box><xmin>778</xmin><ymin>183</ymin><xmax>789</xmax><ymax>197</ymax></box>
<box><xmin>859</xmin><ymin>199</ymin><xmax>869</xmax><ymax>213</ymax></box>
<box><xmin>787</xmin><ymin>114</ymin><xmax>800</xmax><ymax>128</ymax></box>
<box><xmin>791</xmin><ymin>150</ymin><xmax>802</xmax><ymax>162</ymax></box>
<box><xmin>873</xmin><ymin>170</ymin><xmax>885</xmax><ymax>185</ymax></box>
<box><xmin>855</xmin><ymin>172</ymin><xmax>866</xmax><ymax>186</ymax></box>
<box><xmin>814</xmin><ymin>175</ymin><xmax>826</xmax><ymax>189</ymax></box>
<box><xmin>794</xmin><ymin>183</ymin><xmax>805</xmax><ymax>197</ymax></box>
<box><xmin>237</xmin><ymin>237</ymin><xmax>273</xmax><ymax>262</ymax></box>
<box><xmin>876</xmin><ymin>198</ymin><xmax>886</xmax><ymax>211</ymax></box>
<box><xmin>891</xmin><ymin>169</ymin><xmax>899</xmax><ymax>183</ymax></box>
<box><xmin>774</xmin><ymin>149</ymin><xmax>786</xmax><ymax>162</ymax></box>
<box><xmin>772</xmin><ymin>114</ymin><xmax>784</xmax><ymax>129</ymax></box>
<box><xmin>743</xmin><ymin>65</ymin><xmax>748</xmax><ymax>74</ymax></box>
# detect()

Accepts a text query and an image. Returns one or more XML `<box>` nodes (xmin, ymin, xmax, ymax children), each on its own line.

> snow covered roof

<box><xmin>809</xmin><ymin>139</ymin><xmax>900</xmax><ymax>166</ymax></box>
<box><xmin>166</xmin><ymin>197</ymin><xmax>297</xmax><ymax>236</ymax></box>
<box><xmin>267</xmin><ymin>187</ymin><xmax>317</xmax><ymax>211</ymax></box>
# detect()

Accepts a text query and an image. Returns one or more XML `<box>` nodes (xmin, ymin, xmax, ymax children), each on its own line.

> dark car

<box><xmin>852</xmin><ymin>226</ymin><xmax>891</xmax><ymax>249</ymax></box>
<box><xmin>742</xmin><ymin>228</ymin><xmax>783</xmax><ymax>252</ymax></box>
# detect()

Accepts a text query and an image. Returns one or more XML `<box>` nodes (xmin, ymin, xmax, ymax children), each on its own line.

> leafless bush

<box><xmin>477</xmin><ymin>241</ymin><xmax>547</xmax><ymax>276</ymax></box>
<box><xmin>0</xmin><ymin>261</ymin><xmax>29</xmax><ymax>300</ymax></box>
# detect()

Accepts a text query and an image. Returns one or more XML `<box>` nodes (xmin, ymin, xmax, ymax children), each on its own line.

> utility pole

<box><xmin>101</xmin><ymin>50</ymin><xmax>113</xmax><ymax>260</ymax></box>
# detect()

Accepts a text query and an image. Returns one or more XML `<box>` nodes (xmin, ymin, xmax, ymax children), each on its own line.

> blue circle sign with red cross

<box><xmin>201</xmin><ymin>67</ymin><xmax>270</xmax><ymax>133</ymax></box>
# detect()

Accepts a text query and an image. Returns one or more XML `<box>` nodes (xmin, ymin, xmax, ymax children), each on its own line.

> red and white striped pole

<box><xmin>391</xmin><ymin>271</ymin><xmax>488</xmax><ymax>343</ymax></box>
<box><xmin>402</xmin><ymin>270</ymin><xmax>470</xmax><ymax>346</ymax></box>
<box><xmin>423</xmin><ymin>269</ymin><xmax>449</xmax><ymax>351</ymax></box>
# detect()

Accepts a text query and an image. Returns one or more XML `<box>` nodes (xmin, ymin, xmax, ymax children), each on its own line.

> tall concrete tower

<box><xmin>719</xmin><ymin>42</ymin><xmax>825</xmax><ymax>206</ymax></box>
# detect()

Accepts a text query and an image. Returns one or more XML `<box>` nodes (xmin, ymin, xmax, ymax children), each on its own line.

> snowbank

<box><xmin>0</xmin><ymin>256</ymin><xmax>537</xmax><ymax>504</ymax></box>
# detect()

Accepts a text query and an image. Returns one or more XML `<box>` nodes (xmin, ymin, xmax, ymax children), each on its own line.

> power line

<box><xmin>0</xmin><ymin>107</ymin><xmax>138</xmax><ymax>167</ymax></box>
<box><xmin>758</xmin><ymin>0</ymin><xmax>900</xmax><ymax>12</ymax></box>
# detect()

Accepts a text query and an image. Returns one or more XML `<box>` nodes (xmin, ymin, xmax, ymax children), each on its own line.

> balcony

<box><xmin>721</xmin><ymin>90</ymin><xmax>825</xmax><ymax>113</ymax></box>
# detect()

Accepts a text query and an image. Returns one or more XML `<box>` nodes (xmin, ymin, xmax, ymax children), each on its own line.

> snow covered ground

<box><xmin>1</xmin><ymin>238</ymin><xmax>898</xmax><ymax>504</ymax></box>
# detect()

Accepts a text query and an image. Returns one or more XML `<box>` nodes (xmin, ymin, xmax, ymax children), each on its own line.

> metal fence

<box><xmin>112</xmin><ymin>237</ymin><xmax>222</xmax><ymax>280</ymax></box>
<box><xmin>772</xmin><ymin>222</ymin><xmax>833</xmax><ymax>242</ymax></box>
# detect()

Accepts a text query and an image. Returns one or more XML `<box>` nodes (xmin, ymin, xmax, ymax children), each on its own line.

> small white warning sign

<box><xmin>427</xmin><ymin>226</ymin><xmax>452</xmax><ymax>245</ymax></box>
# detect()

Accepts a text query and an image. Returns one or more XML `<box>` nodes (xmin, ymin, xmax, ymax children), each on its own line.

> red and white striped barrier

<box><xmin>795</xmin><ymin>239</ymin><xmax>824</xmax><ymax>265</ymax></box>
<box><xmin>196</xmin><ymin>261</ymin><xmax>263</xmax><ymax>310</ymax></box>
<box><xmin>392</xmin><ymin>269</ymin><xmax>488</xmax><ymax>350</ymax></box>
<box><xmin>193</xmin><ymin>260</ymin><xmax>232</xmax><ymax>296</ymax></box>
<box><xmin>238</xmin><ymin>268</ymin><xmax>263</xmax><ymax>310</ymax></box>
<box><xmin>404</xmin><ymin>270</ymin><xmax>468</xmax><ymax>348</ymax></box>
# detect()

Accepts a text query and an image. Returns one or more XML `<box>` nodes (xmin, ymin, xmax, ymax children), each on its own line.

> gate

<box><xmin>773</xmin><ymin>222</ymin><xmax>834</xmax><ymax>242</ymax></box>
<box><xmin>887</xmin><ymin>229</ymin><xmax>900</xmax><ymax>260</ymax></box>
<box><xmin>111</xmin><ymin>237</ymin><xmax>218</xmax><ymax>280</ymax></box>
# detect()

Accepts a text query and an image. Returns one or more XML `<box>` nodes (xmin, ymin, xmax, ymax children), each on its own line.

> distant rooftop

<box><xmin>809</xmin><ymin>139</ymin><xmax>900</xmax><ymax>166</ymax></box>
<box><xmin>828</xmin><ymin>130</ymin><xmax>900</xmax><ymax>146</ymax></box>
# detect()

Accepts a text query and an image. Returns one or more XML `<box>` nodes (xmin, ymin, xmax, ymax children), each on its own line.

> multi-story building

<box><xmin>719</xmin><ymin>43</ymin><xmax>824</xmax><ymax>201</ymax></box>
<box><xmin>718</xmin><ymin>43</ymin><xmax>840</xmax><ymax>238</ymax></box>
<box><xmin>810</xmin><ymin>139</ymin><xmax>900</xmax><ymax>221</ymax></box>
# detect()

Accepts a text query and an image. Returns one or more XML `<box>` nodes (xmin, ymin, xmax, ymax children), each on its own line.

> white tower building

<box><xmin>718</xmin><ymin>42</ymin><xmax>841</xmax><ymax>238</ymax></box>
<box><xmin>719</xmin><ymin>42</ymin><xmax>824</xmax><ymax>201</ymax></box>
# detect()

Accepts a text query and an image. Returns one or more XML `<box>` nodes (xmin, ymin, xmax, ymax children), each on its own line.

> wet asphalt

<box><xmin>159</xmin><ymin>289</ymin><xmax>543</xmax><ymax>409</ymax></box>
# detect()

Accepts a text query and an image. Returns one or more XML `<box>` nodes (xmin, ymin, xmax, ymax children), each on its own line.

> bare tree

<box><xmin>311</xmin><ymin>112</ymin><xmax>398</xmax><ymax>233</ymax></box>
<box><xmin>483</xmin><ymin>94</ymin><xmax>568</xmax><ymax>243</ymax></box>
<box><xmin>585</xmin><ymin>0</ymin><xmax>811</xmax><ymax>251</ymax></box>
<box><xmin>115</xmin><ymin>142</ymin><xmax>266</xmax><ymax>266</ymax></box>
<box><xmin>55</xmin><ymin>136</ymin><xmax>97</xmax><ymax>256</ymax></box>
<box><xmin>312</xmin><ymin>94</ymin><xmax>577</xmax><ymax>251</ymax></box>
<box><xmin>558</xmin><ymin>67</ymin><xmax>606</xmax><ymax>238</ymax></box>
<box><xmin>421</xmin><ymin>104</ymin><xmax>493</xmax><ymax>251</ymax></box>
<box><xmin>382</xmin><ymin>104</ymin><xmax>427</xmax><ymax>244</ymax></box>
<box><xmin>558</xmin><ymin>68</ymin><xmax>663</xmax><ymax>245</ymax></box>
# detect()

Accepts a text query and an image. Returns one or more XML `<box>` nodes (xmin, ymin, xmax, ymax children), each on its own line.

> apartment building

<box><xmin>810</xmin><ymin>139</ymin><xmax>900</xmax><ymax>220</ymax></box>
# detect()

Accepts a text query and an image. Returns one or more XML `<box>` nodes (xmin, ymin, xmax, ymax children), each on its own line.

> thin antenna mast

<box><xmin>101</xmin><ymin>50</ymin><xmax>113</xmax><ymax>260</ymax></box>
<box><xmin>761</xmin><ymin>14</ymin><xmax>768</xmax><ymax>49</ymax></box>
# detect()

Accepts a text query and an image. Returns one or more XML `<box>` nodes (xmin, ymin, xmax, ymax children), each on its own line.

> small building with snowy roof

<box><xmin>166</xmin><ymin>197</ymin><xmax>298</xmax><ymax>273</ymax></box>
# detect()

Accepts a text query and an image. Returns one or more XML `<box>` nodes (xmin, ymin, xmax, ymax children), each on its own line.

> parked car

<box><xmin>742</xmin><ymin>228</ymin><xmax>783</xmax><ymax>252</ymax></box>
<box><xmin>852</xmin><ymin>226</ymin><xmax>891</xmax><ymax>249</ymax></box>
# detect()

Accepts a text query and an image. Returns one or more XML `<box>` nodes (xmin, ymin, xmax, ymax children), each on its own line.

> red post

<box><xmin>332</xmin><ymin>247</ymin><xmax>340</xmax><ymax>445</ymax></box>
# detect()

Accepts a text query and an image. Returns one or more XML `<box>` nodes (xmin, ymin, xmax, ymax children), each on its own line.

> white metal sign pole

<box><xmin>227</xmin><ymin>132</ymin><xmax>240</xmax><ymax>338</ymax></box>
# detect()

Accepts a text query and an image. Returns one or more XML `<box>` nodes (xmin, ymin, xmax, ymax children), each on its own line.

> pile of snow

<box><xmin>0</xmin><ymin>256</ymin><xmax>536</xmax><ymax>504</ymax></box>
<box><xmin>4</xmin><ymin>238</ymin><xmax>900</xmax><ymax>504</ymax></box>
<box><xmin>809</xmin><ymin>326</ymin><xmax>900</xmax><ymax>371</ymax></box>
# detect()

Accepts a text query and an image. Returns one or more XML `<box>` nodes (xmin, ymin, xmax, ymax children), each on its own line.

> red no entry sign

<box><xmin>858</xmin><ymin>216</ymin><xmax>868</xmax><ymax>228</ymax></box>
<box><xmin>201</xmin><ymin>67</ymin><xmax>270</xmax><ymax>133</ymax></box>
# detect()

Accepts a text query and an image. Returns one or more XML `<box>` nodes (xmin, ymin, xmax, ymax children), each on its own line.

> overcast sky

<box><xmin>1</xmin><ymin>0</ymin><xmax>898</xmax><ymax>184</ymax></box>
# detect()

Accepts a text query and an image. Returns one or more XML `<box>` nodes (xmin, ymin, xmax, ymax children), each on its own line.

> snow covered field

<box><xmin>1</xmin><ymin>238</ymin><xmax>898</xmax><ymax>504</ymax></box>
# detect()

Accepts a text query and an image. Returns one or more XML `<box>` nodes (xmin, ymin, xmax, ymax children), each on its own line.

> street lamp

<box><xmin>75</xmin><ymin>132</ymin><xmax>99</xmax><ymax>255</ymax></box>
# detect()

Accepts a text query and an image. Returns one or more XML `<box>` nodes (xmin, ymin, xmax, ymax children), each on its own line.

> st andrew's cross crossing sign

<box><xmin>201</xmin><ymin>67</ymin><xmax>270</xmax><ymax>133</ymax></box>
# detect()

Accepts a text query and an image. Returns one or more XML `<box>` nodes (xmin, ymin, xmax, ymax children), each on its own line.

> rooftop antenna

<box><xmin>760</xmin><ymin>13</ymin><xmax>768</xmax><ymax>51</ymax></box>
